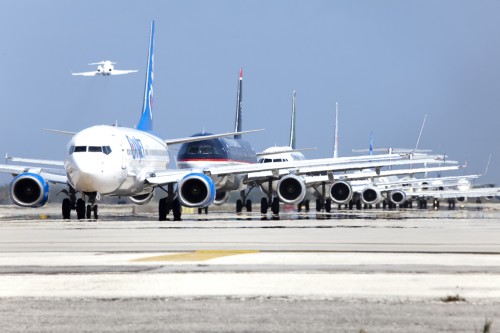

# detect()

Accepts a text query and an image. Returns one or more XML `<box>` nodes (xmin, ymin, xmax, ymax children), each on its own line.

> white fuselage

<box><xmin>65</xmin><ymin>125</ymin><xmax>169</xmax><ymax>196</ymax></box>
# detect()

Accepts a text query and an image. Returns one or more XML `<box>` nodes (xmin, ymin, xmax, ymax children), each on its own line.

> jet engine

<box><xmin>178</xmin><ymin>173</ymin><xmax>215</xmax><ymax>207</ymax></box>
<box><xmin>276</xmin><ymin>174</ymin><xmax>306</xmax><ymax>204</ymax></box>
<box><xmin>129</xmin><ymin>191</ymin><xmax>155</xmax><ymax>205</ymax></box>
<box><xmin>456</xmin><ymin>196</ymin><xmax>467</xmax><ymax>203</ymax></box>
<box><xmin>213</xmin><ymin>190</ymin><xmax>230</xmax><ymax>205</ymax></box>
<box><xmin>9</xmin><ymin>173</ymin><xmax>49</xmax><ymax>207</ymax></box>
<box><xmin>361</xmin><ymin>186</ymin><xmax>381</xmax><ymax>205</ymax></box>
<box><xmin>389</xmin><ymin>189</ymin><xmax>406</xmax><ymax>205</ymax></box>
<box><xmin>329</xmin><ymin>181</ymin><xmax>353</xmax><ymax>204</ymax></box>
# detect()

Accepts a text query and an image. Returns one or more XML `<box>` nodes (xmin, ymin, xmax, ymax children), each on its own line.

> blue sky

<box><xmin>0</xmin><ymin>1</ymin><xmax>499</xmax><ymax>185</ymax></box>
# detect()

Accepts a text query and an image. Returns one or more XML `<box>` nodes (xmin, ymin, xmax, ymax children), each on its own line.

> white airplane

<box><xmin>1</xmin><ymin>21</ymin><xmax>450</xmax><ymax>221</ymax></box>
<box><xmin>72</xmin><ymin>60</ymin><xmax>138</xmax><ymax>76</ymax></box>
<box><xmin>252</xmin><ymin>98</ymin><xmax>461</xmax><ymax>215</ymax></box>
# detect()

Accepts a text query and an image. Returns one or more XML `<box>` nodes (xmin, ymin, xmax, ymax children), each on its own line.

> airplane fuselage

<box><xmin>65</xmin><ymin>125</ymin><xmax>169</xmax><ymax>196</ymax></box>
<box><xmin>177</xmin><ymin>134</ymin><xmax>256</xmax><ymax>191</ymax></box>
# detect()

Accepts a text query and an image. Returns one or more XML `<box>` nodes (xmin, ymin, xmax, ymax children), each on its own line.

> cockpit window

<box><xmin>187</xmin><ymin>144</ymin><xmax>215</xmax><ymax>155</ymax></box>
<box><xmin>103</xmin><ymin>146</ymin><xmax>112</xmax><ymax>155</ymax></box>
<box><xmin>69</xmin><ymin>146</ymin><xmax>112</xmax><ymax>155</ymax></box>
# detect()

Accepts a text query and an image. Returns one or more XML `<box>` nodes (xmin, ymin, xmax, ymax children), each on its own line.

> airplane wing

<box><xmin>164</xmin><ymin>129</ymin><xmax>265</xmax><ymax>146</ymax></box>
<box><xmin>412</xmin><ymin>187</ymin><xmax>500</xmax><ymax>200</ymax></box>
<box><xmin>71</xmin><ymin>71</ymin><xmax>98</xmax><ymax>77</ymax></box>
<box><xmin>110</xmin><ymin>69</ymin><xmax>138</xmax><ymax>75</ymax></box>
<box><xmin>0</xmin><ymin>164</ymin><xmax>67</xmax><ymax>184</ymax></box>
<box><xmin>256</xmin><ymin>147</ymin><xmax>317</xmax><ymax>156</ymax></box>
<box><xmin>146</xmin><ymin>155</ymin><xmax>448</xmax><ymax>186</ymax></box>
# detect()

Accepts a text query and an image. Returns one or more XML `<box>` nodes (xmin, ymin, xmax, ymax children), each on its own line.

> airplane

<box><xmin>72</xmin><ymin>60</ymin><xmax>138</xmax><ymax>76</ymax></box>
<box><xmin>252</xmin><ymin>99</ymin><xmax>461</xmax><ymax>215</ymax></box>
<box><xmin>2</xmin><ymin>21</ymin><xmax>443</xmax><ymax>221</ymax></box>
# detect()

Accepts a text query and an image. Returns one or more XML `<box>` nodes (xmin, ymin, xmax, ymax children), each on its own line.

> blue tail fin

<box><xmin>137</xmin><ymin>20</ymin><xmax>155</xmax><ymax>132</ymax></box>
<box><xmin>233</xmin><ymin>68</ymin><xmax>243</xmax><ymax>139</ymax></box>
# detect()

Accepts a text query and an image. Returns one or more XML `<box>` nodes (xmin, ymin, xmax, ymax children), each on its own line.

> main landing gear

<box><xmin>158</xmin><ymin>183</ymin><xmax>182</xmax><ymax>221</ymax></box>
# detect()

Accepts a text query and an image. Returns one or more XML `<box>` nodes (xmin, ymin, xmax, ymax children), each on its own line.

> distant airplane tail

<box><xmin>288</xmin><ymin>91</ymin><xmax>297</xmax><ymax>149</ymax></box>
<box><xmin>333</xmin><ymin>102</ymin><xmax>339</xmax><ymax>158</ymax></box>
<box><xmin>137</xmin><ymin>20</ymin><xmax>155</xmax><ymax>132</ymax></box>
<box><xmin>233</xmin><ymin>68</ymin><xmax>243</xmax><ymax>139</ymax></box>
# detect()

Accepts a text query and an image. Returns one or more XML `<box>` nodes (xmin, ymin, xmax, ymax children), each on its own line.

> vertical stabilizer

<box><xmin>233</xmin><ymin>68</ymin><xmax>243</xmax><ymax>139</ymax></box>
<box><xmin>369</xmin><ymin>130</ymin><xmax>374</xmax><ymax>156</ymax></box>
<box><xmin>288</xmin><ymin>91</ymin><xmax>297</xmax><ymax>149</ymax></box>
<box><xmin>137</xmin><ymin>20</ymin><xmax>155</xmax><ymax>132</ymax></box>
<box><xmin>333</xmin><ymin>102</ymin><xmax>339</xmax><ymax>158</ymax></box>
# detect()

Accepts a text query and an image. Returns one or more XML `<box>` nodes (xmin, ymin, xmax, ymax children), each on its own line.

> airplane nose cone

<box><xmin>66</xmin><ymin>155</ymin><xmax>125</xmax><ymax>194</ymax></box>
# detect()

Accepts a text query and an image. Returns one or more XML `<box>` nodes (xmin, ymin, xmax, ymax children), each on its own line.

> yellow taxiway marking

<box><xmin>132</xmin><ymin>250</ymin><xmax>259</xmax><ymax>262</ymax></box>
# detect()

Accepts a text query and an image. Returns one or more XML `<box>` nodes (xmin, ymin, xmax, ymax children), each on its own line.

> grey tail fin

<box><xmin>333</xmin><ymin>102</ymin><xmax>339</xmax><ymax>158</ymax></box>
<box><xmin>233</xmin><ymin>68</ymin><xmax>243</xmax><ymax>139</ymax></box>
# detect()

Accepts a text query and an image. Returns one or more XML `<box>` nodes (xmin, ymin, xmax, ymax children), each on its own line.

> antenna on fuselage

<box><xmin>233</xmin><ymin>68</ymin><xmax>243</xmax><ymax>139</ymax></box>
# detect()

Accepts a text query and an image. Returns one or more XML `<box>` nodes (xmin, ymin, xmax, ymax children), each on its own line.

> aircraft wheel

<box><xmin>245</xmin><ymin>200</ymin><xmax>252</xmax><ymax>212</ymax></box>
<box><xmin>325</xmin><ymin>199</ymin><xmax>332</xmax><ymax>213</ymax></box>
<box><xmin>236</xmin><ymin>199</ymin><xmax>243</xmax><ymax>213</ymax></box>
<box><xmin>172</xmin><ymin>199</ymin><xmax>182</xmax><ymax>221</ymax></box>
<box><xmin>304</xmin><ymin>200</ymin><xmax>310</xmax><ymax>212</ymax></box>
<box><xmin>356</xmin><ymin>200</ymin><xmax>362</xmax><ymax>210</ymax></box>
<box><xmin>76</xmin><ymin>199</ymin><xmax>85</xmax><ymax>219</ymax></box>
<box><xmin>158</xmin><ymin>198</ymin><xmax>167</xmax><ymax>221</ymax></box>
<box><xmin>62</xmin><ymin>198</ymin><xmax>71</xmax><ymax>219</ymax></box>
<box><xmin>271</xmin><ymin>197</ymin><xmax>280</xmax><ymax>215</ymax></box>
<box><xmin>93</xmin><ymin>205</ymin><xmax>98</xmax><ymax>220</ymax></box>
<box><xmin>260</xmin><ymin>198</ymin><xmax>268</xmax><ymax>214</ymax></box>
<box><xmin>315</xmin><ymin>199</ymin><xmax>322</xmax><ymax>212</ymax></box>
<box><xmin>86</xmin><ymin>205</ymin><xmax>92</xmax><ymax>219</ymax></box>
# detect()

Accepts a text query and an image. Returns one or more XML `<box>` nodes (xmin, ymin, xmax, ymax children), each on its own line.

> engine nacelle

<box><xmin>456</xmin><ymin>196</ymin><xmax>467</xmax><ymax>203</ymax></box>
<box><xmin>276</xmin><ymin>174</ymin><xmax>306</xmax><ymax>204</ymax></box>
<box><xmin>329</xmin><ymin>181</ymin><xmax>353</xmax><ymax>204</ymax></box>
<box><xmin>361</xmin><ymin>186</ymin><xmax>381</xmax><ymax>205</ymax></box>
<box><xmin>389</xmin><ymin>190</ymin><xmax>406</xmax><ymax>205</ymax></box>
<box><xmin>129</xmin><ymin>191</ymin><xmax>155</xmax><ymax>205</ymax></box>
<box><xmin>178</xmin><ymin>173</ymin><xmax>215</xmax><ymax>207</ymax></box>
<box><xmin>213</xmin><ymin>190</ymin><xmax>230</xmax><ymax>206</ymax></box>
<box><xmin>9</xmin><ymin>173</ymin><xmax>49</xmax><ymax>207</ymax></box>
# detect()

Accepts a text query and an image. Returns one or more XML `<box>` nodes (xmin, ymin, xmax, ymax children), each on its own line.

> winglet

<box><xmin>233</xmin><ymin>67</ymin><xmax>243</xmax><ymax>139</ymax></box>
<box><xmin>137</xmin><ymin>20</ymin><xmax>155</xmax><ymax>132</ymax></box>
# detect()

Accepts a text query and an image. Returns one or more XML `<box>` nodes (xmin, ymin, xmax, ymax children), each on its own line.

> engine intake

<box><xmin>213</xmin><ymin>190</ymin><xmax>230</xmax><ymax>205</ymax></box>
<box><xmin>10</xmin><ymin>173</ymin><xmax>49</xmax><ymax>207</ymax></box>
<box><xmin>129</xmin><ymin>191</ymin><xmax>155</xmax><ymax>205</ymax></box>
<box><xmin>178</xmin><ymin>173</ymin><xmax>215</xmax><ymax>207</ymax></box>
<box><xmin>277</xmin><ymin>175</ymin><xmax>306</xmax><ymax>204</ymax></box>
<box><xmin>389</xmin><ymin>190</ymin><xmax>406</xmax><ymax>205</ymax></box>
<box><xmin>330</xmin><ymin>181</ymin><xmax>353</xmax><ymax>204</ymax></box>
<box><xmin>361</xmin><ymin>186</ymin><xmax>381</xmax><ymax>205</ymax></box>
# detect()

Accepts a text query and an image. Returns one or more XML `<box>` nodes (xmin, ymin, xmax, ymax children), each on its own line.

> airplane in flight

<box><xmin>72</xmin><ymin>60</ymin><xmax>138</xmax><ymax>76</ymax></box>
<box><xmin>0</xmin><ymin>21</ymin><xmax>450</xmax><ymax>221</ymax></box>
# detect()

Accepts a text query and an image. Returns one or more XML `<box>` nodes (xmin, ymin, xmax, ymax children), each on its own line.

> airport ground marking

<box><xmin>132</xmin><ymin>250</ymin><xmax>260</xmax><ymax>262</ymax></box>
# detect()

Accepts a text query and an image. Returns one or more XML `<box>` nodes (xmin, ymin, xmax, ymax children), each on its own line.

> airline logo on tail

<box><xmin>137</xmin><ymin>20</ymin><xmax>155</xmax><ymax>132</ymax></box>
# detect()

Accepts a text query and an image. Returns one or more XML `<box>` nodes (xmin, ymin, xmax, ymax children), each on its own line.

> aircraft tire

<box><xmin>245</xmin><ymin>200</ymin><xmax>252</xmax><ymax>212</ymax></box>
<box><xmin>271</xmin><ymin>197</ymin><xmax>280</xmax><ymax>215</ymax></box>
<box><xmin>236</xmin><ymin>199</ymin><xmax>243</xmax><ymax>213</ymax></box>
<box><xmin>62</xmin><ymin>198</ymin><xmax>71</xmax><ymax>219</ymax></box>
<box><xmin>260</xmin><ymin>198</ymin><xmax>268</xmax><ymax>214</ymax></box>
<box><xmin>76</xmin><ymin>199</ymin><xmax>85</xmax><ymax>219</ymax></box>
<box><xmin>158</xmin><ymin>198</ymin><xmax>167</xmax><ymax>221</ymax></box>
<box><xmin>172</xmin><ymin>199</ymin><xmax>181</xmax><ymax>221</ymax></box>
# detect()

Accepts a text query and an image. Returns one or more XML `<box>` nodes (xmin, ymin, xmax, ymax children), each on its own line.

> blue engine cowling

<box><xmin>10</xmin><ymin>173</ymin><xmax>49</xmax><ymax>207</ymax></box>
<box><xmin>178</xmin><ymin>173</ymin><xmax>215</xmax><ymax>207</ymax></box>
